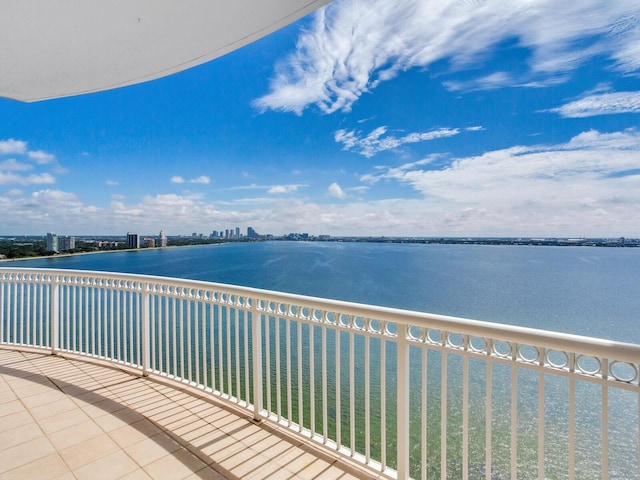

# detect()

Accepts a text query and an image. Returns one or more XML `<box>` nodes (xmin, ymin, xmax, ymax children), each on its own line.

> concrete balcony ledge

<box><xmin>0</xmin><ymin>348</ymin><xmax>379</xmax><ymax>480</ymax></box>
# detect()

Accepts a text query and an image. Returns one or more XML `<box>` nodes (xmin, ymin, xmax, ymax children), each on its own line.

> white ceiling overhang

<box><xmin>0</xmin><ymin>0</ymin><xmax>331</xmax><ymax>102</ymax></box>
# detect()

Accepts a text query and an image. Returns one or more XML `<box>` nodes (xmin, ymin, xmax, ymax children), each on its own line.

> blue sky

<box><xmin>1</xmin><ymin>0</ymin><xmax>640</xmax><ymax>237</ymax></box>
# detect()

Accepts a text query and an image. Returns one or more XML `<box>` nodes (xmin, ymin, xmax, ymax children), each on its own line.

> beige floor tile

<box><xmin>29</xmin><ymin>397</ymin><xmax>77</xmax><ymax>420</ymax></box>
<box><xmin>119</xmin><ymin>469</ymin><xmax>154</xmax><ymax>480</ymax></box>
<box><xmin>125</xmin><ymin>432</ymin><xmax>182</xmax><ymax>467</ymax></box>
<box><xmin>191</xmin><ymin>431</ymin><xmax>246</xmax><ymax>461</ymax></box>
<box><xmin>0</xmin><ymin>399</ymin><xmax>26</xmax><ymax>417</ymax></box>
<box><xmin>0</xmin><ymin>421</ymin><xmax>45</xmax><ymax>450</ymax></box>
<box><xmin>109</xmin><ymin>418</ymin><xmax>162</xmax><ymax>448</ymax></box>
<box><xmin>250</xmin><ymin>435</ymin><xmax>300</xmax><ymax>459</ymax></box>
<box><xmin>0</xmin><ymin>436</ymin><xmax>56</xmax><ymax>474</ymax></box>
<box><xmin>288</xmin><ymin>456</ymin><xmax>336</xmax><ymax>480</ymax></box>
<box><xmin>93</xmin><ymin>407</ymin><xmax>145</xmax><ymax>432</ymax></box>
<box><xmin>169</xmin><ymin>419</ymin><xmax>212</xmax><ymax>440</ymax></box>
<box><xmin>0</xmin><ymin>452</ymin><xmax>70</xmax><ymax>480</ymax></box>
<box><xmin>0</xmin><ymin>408</ymin><xmax>33</xmax><ymax>431</ymax></box>
<box><xmin>0</xmin><ymin>388</ymin><xmax>17</xmax><ymax>404</ymax></box>
<box><xmin>20</xmin><ymin>388</ymin><xmax>68</xmax><ymax>408</ymax></box>
<box><xmin>47</xmin><ymin>418</ymin><xmax>104</xmax><ymax>450</ymax></box>
<box><xmin>59</xmin><ymin>433</ymin><xmax>120</xmax><ymax>469</ymax></box>
<box><xmin>72</xmin><ymin>450</ymin><xmax>140</xmax><ymax>480</ymax></box>
<box><xmin>80</xmin><ymin>397</ymin><xmax>126</xmax><ymax>417</ymax></box>
<box><xmin>73</xmin><ymin>389</ymin><xmax>110</xmax><ymax>406</ymax></box>
<box><xmin>218</xmin><ymin>447</ymin><xmax>273</xmax><ymax>478</ymax></box>
<box><xmin>243</xmin><ymin>460</ymin><xmax>289</xmax><ymax>480</ymax></box>
<box><xmin>53</xmin><ymin>473</ymin><xmax>77</xmax><ymax>480</ymax></box>
<box><xmin>272</xmin><ymin>447</ymin><xmax>319</xmax><ymax>471</ymax></box>
<box><xmin>143</xmin><ymin>449</ymin><xmax>209</xmax><ymax>480</ymax></box>
<box><xmin>0</xmin><ymin>350</ymin><xmax>377</xmax><ymax>480</ymax></box>
<box><xmin>11</xmin><ymin>380</ymin><xmax>58</xmax><ymax>399</ymax></box>
<box><xmin>185</xmin><ymin>466</ymin><xmax>228</xmax><ymax>480</ymax></box>
<box><xmin>4</xmin><ymin>373</ymin><xmax>42</xmax><ymax>385</ymax></box>
<box><xmin>144</xmin><ymin>403</ymin><xmax>189</xmax><ymax>421</ymax></box>
<box><xmin>38</xmin><ymin>406</ymin><xmax>92</xmax><ymax>434</ymax></box>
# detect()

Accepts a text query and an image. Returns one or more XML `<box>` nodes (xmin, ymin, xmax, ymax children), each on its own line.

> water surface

<box><xmin>11</xmin><ymin>241</ymin><xmax>640</xmax><ymax>344</ymax></box>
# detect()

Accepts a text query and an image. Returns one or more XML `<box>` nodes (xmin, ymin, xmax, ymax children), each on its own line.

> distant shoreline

<box><xmin>0</xmin><ymin>243</ymin><xmax>227</xmax><ymax>264</ymax></box>
<box><xmin>0</xmin><ymin>236</ymin><xmax>637</xmax><ymax>264</ymax></box>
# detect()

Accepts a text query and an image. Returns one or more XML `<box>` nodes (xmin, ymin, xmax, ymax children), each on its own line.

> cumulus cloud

<box><xmin>254</xmin><ymin>0</ymin><xmax>640</xmax><ymax>114</ymax></box>
<box><xmin>172</xmin><ymin>175</ymin><xmax>211</xmax><ymax>184</ymax></box>
<box><xmin>0</xmin><ymin>139</ymin><xmax>27</xmax><ymax>155</ymax></box>
<box><xmin>356</xmin><ymin>129</ymin><xmax>640</xmax><ymax>235</ymax></box>
<box><xmin>28</xmin><ymin>150</ymin><xmax>55</xmax><ymax>164</ymax></box>
<box><xmin>0</xmin><ymin>171</ymin><xmax>55</xmax><ymax>186</ymax></box>
<box><xmin>26</xmin><ymin>173</ymin><xmax>56</xmax><ymax>185</ymax></box>
<box><xmin>328</xmin><ymin>182</ymin><xmax>346</xmax><ymax>199</ymax></box>
<box><xmin>550</xmin><ymin>91</ymin><xmax>640</xmax><ymax>117</ymax></box>
<box><xmin>267</xmin><ymin>184</ymin><xmax>306</xmax><ymax>194</ymax></box>
<box><xmin>105</xmin><ymin>180</ymin><xmax>118</xmax><ymax>186</ymax></box>
<box><xmin>0</xmin><ymin>159</ymin><xmax>32</xmax><ymax>171</ymax></box>
<box><xmin>189</xmin><ymin>175</ymin><xmax>211</xmax><ymax>184</ymax></box>
<box><xmin>335</xmin><ymin>126</ymin><xmax>461</xmax><ymax>157</ymax></box>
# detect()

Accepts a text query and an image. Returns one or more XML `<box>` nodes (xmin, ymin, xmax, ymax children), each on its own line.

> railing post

<box><xmin>0</xmin><ymin>273</ymin><xmax>4</xmax><ymax>345</ymax></box>
<box><xmin>397</xmin><ymin>324</ymin><xmax>410</xmax><ymax>480</ymax></box>
<box><xmin>50</xmin><ymin>275</ymin><xmax>60</xmax><ymax>355</ymax></box>
<box><xmin>141</xmin><ymin>285</ymin><xmax>151</xmax><ymax>376</ymax></box>
<box><xmin>251</xmin><ymin>298</ymin><xmax>263</xmax><ymax>422</ymax></box>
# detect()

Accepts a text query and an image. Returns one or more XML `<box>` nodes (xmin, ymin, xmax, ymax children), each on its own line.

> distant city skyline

<box><xmin>2</xmin><ymin>1</ymin><xmax>640</xmax><ymax>237</ymax></box>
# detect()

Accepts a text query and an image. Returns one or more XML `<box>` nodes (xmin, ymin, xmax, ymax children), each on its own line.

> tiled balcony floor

<box><xmin>0</xmin><ymin>348</ymin><xmax>379</xmax><ymax>480</ymax></box>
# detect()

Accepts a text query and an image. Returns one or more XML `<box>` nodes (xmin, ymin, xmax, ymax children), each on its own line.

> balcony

<box><xmin>1</xmin><ymin>268</ymin><xmax>639</xmax><ymax>479</ymax></box>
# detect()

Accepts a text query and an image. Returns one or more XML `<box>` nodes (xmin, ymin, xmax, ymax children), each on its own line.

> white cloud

<box><xmin>0</xmin><ymin>139</ymin><xmax>27</xmax><ymax>155</ymax></box>
<box><xmin>550</xmin><ymin>91</ymin><xmax>640</xmax><ymax>117</ymax></box>
<box><xmin>105</xmin><ymin>180</ymin><xmax>118</xmax><ymax>186</ymax></box>
<box><xmin>0</xmin><ymin>171</ymin><xmax>55</xmax><ymax>186</ymax></box>
<box><xmin>0</xmin><ymin>159</ymin><xmax>32</xmax><ymax>171</ymax></box>
<box><xmin>328</xmin><ymin>182</ymin><xmax>346</xmax><ymax>199</ymax></box>
<box><xmin>28</xmin><ymin>150</ymin><xmax>55</xmax><ymax>164</ymax></box>
<box><xmin>4</xmin><ymin>129</ymin><xmax>640</xmax><ymax>237</ymax></box>
<box><xmin>31</xmin><ymin>189</ymin><xmax>80</xmax><ymax>204</ymax></box>
<box><xmin>26</xmin><ymin>173</ymin><xmax>56</xmax><ymax>185</ymax></box>
<box><xmin>254</xmin><ymin>0</ymin><xmax>640</xmax><ymax>114</ymax></box>
<box><xmin>335</xmin><ymin>126</ymin><xmax>461</xmax><ymax>157</ymax></box>
<box><xmin>267</xmin><ymin>184</ymin><xmax>305</xmax><ymax>194</ymax></box>
<box><xmin>443</xmin><ymin>72</ymin><xmax>515</xmax><ymax>92</ymax></box>
<box><xmin>356</xmin><ymin>129</ymin><xmax>640</xmax><ymax>235</ymax></box>
<box><xmin>172</xmin><ymin>175</ymin><xmax>211</xmax><ymax>184</ymax></box>
<box><xmin>189</xmin><ymin>175</ymin><xmax>211</xmax><ymax>184</ymax></box>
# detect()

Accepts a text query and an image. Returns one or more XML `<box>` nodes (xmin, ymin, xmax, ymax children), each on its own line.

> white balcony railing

<box><xmin>1</xmin><ymin>268</ymin><xmax>639</xmax><ymax>479</ymax></box>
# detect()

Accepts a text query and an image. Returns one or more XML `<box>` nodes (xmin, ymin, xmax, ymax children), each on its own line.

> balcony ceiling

<box><xmin>0</xmin><ymin>0</ymin><xmax>331</xmax><ymax>102</ymax></box>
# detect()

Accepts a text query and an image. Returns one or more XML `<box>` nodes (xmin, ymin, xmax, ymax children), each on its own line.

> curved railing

<box><xmin>1</xmin><ymin>267</ymin><xmax>639</xmax><ymax>479</ymax></box>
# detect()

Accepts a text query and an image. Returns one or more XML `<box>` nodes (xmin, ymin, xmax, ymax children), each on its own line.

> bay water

<box><xmin>13</xmin><ymin>241</ymin><xmax>640</xmax><ymax>343</ymax></box>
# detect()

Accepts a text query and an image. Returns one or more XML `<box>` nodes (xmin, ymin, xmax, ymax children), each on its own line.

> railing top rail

<box><xmin>2</xmin><ymin>267</ymin><xmax>639</xmax><ymax>363</ymax></box>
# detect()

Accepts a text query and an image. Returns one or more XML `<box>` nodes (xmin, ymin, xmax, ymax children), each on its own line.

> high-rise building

<box><xmin>159</xmin><ymin>230</ymin><xmax>167</xmax><ymax>247</ymax></box>
<box><xmin>59</xmin><ymin>236</ymin><xmax>75</xmax><ymax>252</ymax></box>
<box><xmin>235</xmin><ymin>227</ymin><xmax>240</xmax><ymax>238</ymax></box>
<box><xmin>126</xmin><ymin>232</ymin><xmax>140</xmax><ymax>249</ymax></box>
<box><xmin>247</xmin><ymin>227</ymin><xmax>258</xmax><ymax>239</ymax></box>
<box><xmin>46</xmin><ymin>232</ymin><xmax>58</xmax><ymax>252</ymax></box>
